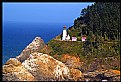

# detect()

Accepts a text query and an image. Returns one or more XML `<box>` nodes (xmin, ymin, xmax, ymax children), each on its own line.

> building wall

<box><xmin>62</xmin><ymin>29</ymin><xmax>67</xmax><ymax>40</ymax></box>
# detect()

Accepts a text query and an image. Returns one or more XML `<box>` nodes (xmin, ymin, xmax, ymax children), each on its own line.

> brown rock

<box><xmin>22</xmin><ymin>52</ymin><xmax>70</xmax><ymax>81</ymax></box>
<box><xmin>2</xmin><ymin>37</ymin><xmax>83</xmax><ymax>81</ymax></box>
<box><xmin>111</xmin><ymin>70</ymin><xmax>120</xmax><ymax>75</ymax></box>
<box><xmin>82</xmin><ymin>69</ymin><xmax>120</xmax><ymax>81</ymax></box>
<box><xmin>2</xmin><ymin>58</ymin><xmax>35</xmax><ymax>81</ymax></box>
<box><xmin>3</xmin><ymin>58</ymin><xmax>22</xmax><ymax>73</ymax></box>
<box><xmin>61</xmin><ymin>54</ymin><xmax>82</xmax><ymax>69</ymax></box>
<box><xmin>4</xmin><ymin>58</ymin><xmax>21</xmax><ymax>66</ymax></box>
<box><xmin>3</xmin><ymin>52</ymin><xmax>83</xmax><ymax>81</ymax></box>
<box><xmin>69</xmin><ymin>68</ymin><xmax>82</xmax><ymax>81</ymax></box>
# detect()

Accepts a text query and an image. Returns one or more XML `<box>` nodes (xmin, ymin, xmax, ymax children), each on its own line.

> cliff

<box><xmin>16</xmin><ymin>37</ymin><xmax>52</xmax><ymax>62</ymax></box>
<box><xmin>47</xmin><ymin>37</ymin><xmax>120</xmax><ymax>81</ymax></box>
<box><xmin>2</xmin><ymin>37</ymin><xmax>82</xmax><ymax>81</ymax></box>
<box><xmin>2</xmin><ymin>37</ymin><xmax>120</xmax><ymax>81</ymax></box>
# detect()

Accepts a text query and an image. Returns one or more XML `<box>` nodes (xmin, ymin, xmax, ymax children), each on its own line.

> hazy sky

<box><xmin>2</xmin><ymin>2</ymin><xmax>94</xmax><ymax>23</ymax></box>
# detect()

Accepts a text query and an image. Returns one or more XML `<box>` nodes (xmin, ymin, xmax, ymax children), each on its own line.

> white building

<box><xmin>66</xmin><ymin>34</ymin><xmax>70</xmax><ymax>40</ymax></box>
<box><xmin>62</xmin><ymin>26</ymin><xmax>71</xmax><ymax>41</ymax></box>
<box><xmin>62</xmin><ymin>26</ymin><xmax>67</xmax><ymax>40</ymax></box>
<box><xmin>72</xmin><ymin>37</ymin><xmax>77</xmax><ymax>41</ymax></box>
<box><xmin>82</xmin><ymin>36</ymin><xmax>86</xmax><ymax>42</ymax></box>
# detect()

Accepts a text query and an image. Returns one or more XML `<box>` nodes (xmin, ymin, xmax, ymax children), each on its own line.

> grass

<box><xmin>47</xmin><ymin>34</ymin><xmax>120</xmax><ymax>71</ymax></box>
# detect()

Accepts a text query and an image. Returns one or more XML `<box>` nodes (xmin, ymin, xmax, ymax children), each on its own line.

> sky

<box><xmin>2</xmin><ymin>2</ymin><xmax>94</xmax><ymax>24</ymax></box>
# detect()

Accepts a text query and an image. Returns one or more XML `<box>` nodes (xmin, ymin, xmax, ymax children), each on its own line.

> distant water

<box><xmin>2</xmin><ymin>22</ymin><xmax>72</xmax><ymax>65</ymax></box>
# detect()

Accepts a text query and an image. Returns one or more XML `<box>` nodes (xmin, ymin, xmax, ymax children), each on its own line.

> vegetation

<box><xmin>74</xmin><ymin>2</ymin><xmax>120</xmax><ymax>41</ymax></box>
<box><xmin>47</xmin><ymin>2</ymin><xmax>120</xmax><ymax>71</ymax></box>
<box><xmin>67</xmin><ymin>2</ymin><xmax>120</xmax><ymax>57</ymax></box>
<box><xmin>48</xmin><ymin>40</ymin><xmax>82</xmax><ymax>56</ymax></box>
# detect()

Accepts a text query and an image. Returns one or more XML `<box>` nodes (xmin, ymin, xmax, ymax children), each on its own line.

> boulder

<box><xmin>2</xmin><ymin>58</ymin><xmax>35</xmax><ymax>81</ymax></box>
<box><xmin>111</xmin><ymin>70</ymin><xmax>120</xmax><ymax>75</ymax></box>
<box><xmin>82</xmin><ymin>69</ymin><xmax>120</xmax><ymax>81</ymax></box>
<box><xmin>3</xmin><ymin>52</ymin><xmax>83</xmax><ymax>81</ymax></box>
<box><xmin>61</xmin><ymin>54</ymin><xmax>82</xmax><ymax>69</ymax></box>
<box><xmin>69</xmin><ymin>68</ymin><xmax>82</xmax><ymax>81</ymax></box>
<box><xmin>2</xmin><ymin>37</ymin><xmax>83</xmax><ymax>81</ymax></box>
<box><xmin>16</xmin><ymin>37</ymin><xmax>45</xmax><ymax>62</ymax></box>
<box><xmin>22</xmin><ymin>52</ymin><xmax>70</xmax><ymax>81</ymax></box>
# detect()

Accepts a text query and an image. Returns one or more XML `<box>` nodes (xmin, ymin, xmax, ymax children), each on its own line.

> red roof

<box><xmin>63</xmin><ymin>26</ymin><xmax>66</xmax><ymax>28</ymax></box>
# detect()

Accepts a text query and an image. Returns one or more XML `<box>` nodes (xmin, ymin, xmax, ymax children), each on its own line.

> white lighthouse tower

<box><xmin>62</xmin><ymin>26</ymin><xmax>67</xmax><ymax>40</ymax></box>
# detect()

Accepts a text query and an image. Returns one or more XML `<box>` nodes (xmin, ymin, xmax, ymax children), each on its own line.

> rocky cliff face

<box><xmin>2</xmin><ymin>37</ymin><xmax>82</xmax><ymax>81</ymax></box>
<box><xmin>2</xmin><ymin>37</ymin><xmax>120</xmax><ymax>81</ymax></box>
<box><xmin>16</xmin><ymin>37</ymin><xmax>45</xmax><ymax>62</ymax></box>
<box><xmin>3</xmin><ymin>52</ymin><xmax>82</xmax><ymax>81</ymax></box>
<box><xmin>61</xmin><ymin>54</ymin><xmax>82</xmax><ymax>69</ymax></box>
<box><xmin>2</xmin><ymin>58</ymin><xmax>35</xmax><ymax>81</ymax></box>
<box><xmin>22</xmin><ymin>52</ymin><xmax>71</xmax><ymax>81</ymax></box>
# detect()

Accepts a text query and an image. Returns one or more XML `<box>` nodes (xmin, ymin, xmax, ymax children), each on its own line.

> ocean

<box><xmin>2</xmin><ymin>22</ymin><xmax>72</xmax><ymax>65</ymax></box>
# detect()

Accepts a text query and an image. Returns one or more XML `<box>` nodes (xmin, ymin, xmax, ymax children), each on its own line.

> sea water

<box><xmin>2</xmin><ymin>22</ymin><xmax>72</xmax><ymax>65</ymax></box>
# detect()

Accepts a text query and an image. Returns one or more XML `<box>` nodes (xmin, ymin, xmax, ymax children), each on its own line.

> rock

<box><xmin>82</xmin><ymin>69</ymin><xmax>120</xmax><ymax>81</ymax></box>
<box><xmin>3</xmin><ymin>52</ymin><xmax>82</xmax><ymax>81</ymax></box>
<box><xmin>16</xmin><ymin>37</ymin><xmax>45</xmax><ymax>62</ymax></box>
<box><xmin>3</xmin><ymin>58</ymin><xmax>21</xmax><ymax>74</ymax></box>
<box><xmin>22</xmin><ymin>52</ymin><xmax>70</xmax><ymax>81</ymax></box>
<box><xmin>61</xmin><ymin>54</ymin><xmax>82</xmax><ymax>69</ymax></box>
<box><xmin>69</xmin><ymin>68</ymin><xmax>82</xmax><ymax>81</ymax></box>
<box><xmin>2</xmin><ymin>37</ymin><xmax>83</xmax><ymax>81</ymax></box>
<box><xmin>4</xmin><ymin>58</ymin><xmax>21</xmax><ymax>66</ymax></box>
<box><xmin>111</xmin><ymin>70</ymin><xmax>120</xmax><ymax>75</ymax></box>
<box><xmin>104</xmin><ymin>69</ymin><xmax>120</xmax><ymax>81</ymax></box>
<box><xmin>2</xmin><ymin>58</ymin><xmax>35</xmax><ymax>81</ymax></box>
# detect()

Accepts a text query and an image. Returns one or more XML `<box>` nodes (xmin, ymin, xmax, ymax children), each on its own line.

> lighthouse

<box><xmin>62</xmin><ymin>26</ymin><xmax>67</xmax><ymax>40</ymax></box>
